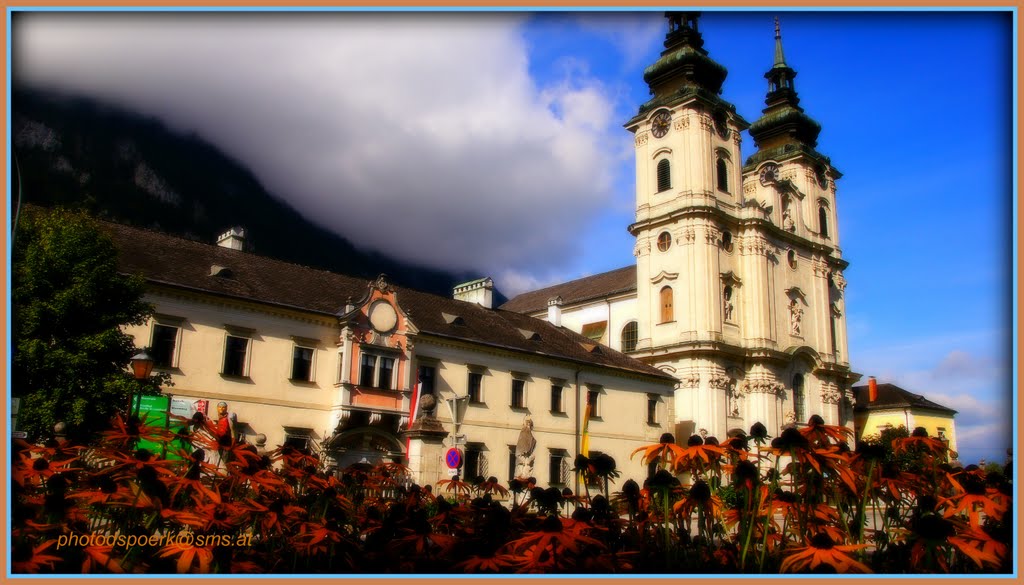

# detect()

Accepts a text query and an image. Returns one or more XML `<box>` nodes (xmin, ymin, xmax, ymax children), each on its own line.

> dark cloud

<box><xmin>14</xmin><ymin>12</ymin><xmax>626</xmax><ymax>295</ymax></box>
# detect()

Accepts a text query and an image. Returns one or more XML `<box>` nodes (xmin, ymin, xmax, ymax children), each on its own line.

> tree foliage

<box><xmin>12</xmin><ymin>207</ymin><xmax>154</xmax><ymax>441</ymax></box>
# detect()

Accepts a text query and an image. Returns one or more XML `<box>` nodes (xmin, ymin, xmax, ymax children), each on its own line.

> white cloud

<box><xmin>573</xmin><ymin>12</ymin><xmax>664</xmax><ymax>70</ymax></box>
<box><xmin>13</xmin><ymin>13</ymin><xmax>625</xmax><ymax>293</ymax></box>
<box><xmin>852</xmin><ymin>342</ymin><xmax>1012</xmax><ymax>465</ymax></box>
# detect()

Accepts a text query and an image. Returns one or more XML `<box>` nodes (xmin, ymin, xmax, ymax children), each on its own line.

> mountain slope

<box><xmin>11</xmin><ymin>88</ymin><xmax>474</xmax><ymax>297</ymax></box>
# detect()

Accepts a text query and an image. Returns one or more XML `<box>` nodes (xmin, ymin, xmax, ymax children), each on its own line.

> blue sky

<box><xmin>521</xmin><ymin>11</ymin><xmax>1015</xmax><ymax>465</ymax></box>
<box><xmin>12</xmin><ymin>10</ymin><xmax>1015</xmax><ymax>464</ymax></box>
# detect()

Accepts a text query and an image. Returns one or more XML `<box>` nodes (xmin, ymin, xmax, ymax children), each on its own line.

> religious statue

<box><xmin>203</xmin><ymin>401</ymin><xmax>237</xmax><ymax>468</ymax></box>
<box><xmin>789</xmin><ymin>301</ymin><xmax>803</xmax><ymax>336</ymax></box>
<box><xmin>205</xmin><ymin>401</ymin><xmax>237</xmax><ymax>444</ymax></box>
<box><xmin>727</xmin><ymin>382</ymin><xmax>740</xmax><ymax>417</ymax></box>
<box><xmin>782</xmin><ymin>202</ymin><xmax>795</xmax><ymax>232</ymax></box>
<box><xmin>723</xmin><ymin>287</ymin><xmax>734</xmax><ymax>322</ymax></box>
<box><xmin>514</xmin><ymin>416</ymin><xmax>537</xmax><ymax>479</ymax></box>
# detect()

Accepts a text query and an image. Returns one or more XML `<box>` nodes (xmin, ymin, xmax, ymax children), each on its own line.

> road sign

<box><xmin>444</xmin><ymin>447</ymin><xmax>462</xmax><ymax>469</ymax></box>
<box><xmin>454</xmin><ymin>433</ymin><xmax>467</xmax><ymax>446</ymax></box>
<box><xmin>446</xmin><ymin>467</ymin><xmax>458</xmax><ymax>476</ymax></box>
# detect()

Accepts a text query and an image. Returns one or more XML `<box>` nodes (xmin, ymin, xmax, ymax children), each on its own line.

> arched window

<box><xmin>793</xmin><ymin>373</ymin><xmax>806</xmax><ymax>424</ymax></box>
<box><xmin>620</xmin><ymin>321</ymin><xmax>638</xmax><ymax>352</ymax></box>
<box><xmin>659</xmin><ymin>286</ymin><xmax>674</xmax><ymax>323</ymax></box>
<box><xmin>657</xmin><ymin>159</ymin><xmax>671</xmax><ymax>192</ymax></box>
<box><xmin>716</xmin><ymin>157</ymin><xmax>729</xmax><ymax>192</ymax></box>
<box><xmin>721</xmin><ymin>230</ymin><xmax>733</xmax><ymax>252</ymax></box>
<box><xmin>818</xmin><ymin>205</ymin><xmax>829</xmax><ymax>238</ymax></box>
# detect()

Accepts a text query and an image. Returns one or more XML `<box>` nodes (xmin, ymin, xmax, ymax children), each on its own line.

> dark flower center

<box><xmin>810</xmin><ymin>533</ymin><xmax>835</xmax><ymax>549</ymax></box>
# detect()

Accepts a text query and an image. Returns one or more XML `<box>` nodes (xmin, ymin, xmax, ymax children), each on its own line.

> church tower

<box><xmin>626</xmin><ymin>14</ymin><xmax>858</xmax><ymax>440</ymax></box>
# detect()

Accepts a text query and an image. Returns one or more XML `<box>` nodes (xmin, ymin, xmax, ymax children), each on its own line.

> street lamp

<box><xmin>129</xmin><ymin>350</ymin><xmax>155</xmax><ymax>419</ymax></box>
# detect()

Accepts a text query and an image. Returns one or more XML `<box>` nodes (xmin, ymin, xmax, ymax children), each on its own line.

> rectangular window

<box><xmin>359</xmin><ymin>353</ymin><xmax>377</xmax><ymax>387</ymax></box>
<box><xmin>550</xmin><ymin>384</ymin><xmax>563</xmax><ymax>413</ymax></box>
<box><xmin>647</xmin><ymin>395</ymin><xmax>658</xmax><ymax>424</ymax></box>
<box><xmin>151</xmin><ymin>323</ymin><xmax>180</xmax><ymax>369</ymax></box>
<box><xmin>418</xmin><ymin>365</ymin><xmax>436</xmax><ymax>395</ymax></box>
<box><xmin>511</xmin><ymin>378</ymin><xmax>526</xmax><ymax>409</ymax></box>
<box><xmin>223</xmin><ymin>334</ymin><xmax>250</xmax><ymax>377</ymax></box>
<box><xmin>508</xmin><ymin>445</ymin><xmax>516</xmax><ymax>482</ymax></box>
<box><xmin>284</xmin><ymin>433</ymin><xmax>310</xmax><ymax>452</ymax></box>
<box><xmin>549</xmin><ymin>451</ymin><xmax>567</xmax><ymax>486</ymax></box>
<box><xmin>468</xmin><ymin>372</ymin><xmax>483</xmax><ymax>404</ymax></box>
<box><xmin>291</xmin><ymin>346</ymin><xmax>315</xmax><ymax>382</ymax></box>
<box><xmin>587</xmin><ymin>389</ymin><xmax>600</xmax><ymax>418</ymax></box>
<box><xmin>377</xmin><ymin>356</ymin><xmax>395</xmax><ymax>390</ymax></box>
<box><xmin>360</xmin><ymin>352</ymin><xmax>396</xmax><ymax>389</ymax></box>
<box><xmin>464</xmin><ymin>446</ymin><xmax>484</xmax><ymax>481</ymax></box>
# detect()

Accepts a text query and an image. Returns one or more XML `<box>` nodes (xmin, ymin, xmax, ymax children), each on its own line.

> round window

<box><xmin>657</xmin><ymin>231</ymin><xmax>672</xmax><ymax>252</ymax></box>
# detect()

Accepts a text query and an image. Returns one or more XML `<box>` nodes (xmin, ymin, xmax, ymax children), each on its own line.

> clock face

<box><xmin>651</xmin><ymin>111</ymin><xmax>671</xmax><ymax>138</ymax></box>
<box><xmin>758</xmin><ymin>163</ymin><xmax>779</xmax><ymax>186</ymax></box>
<box><xmin>368</xmin><ymin>301</ymin><xmax>398</xmax><ymax>333</ymax></box>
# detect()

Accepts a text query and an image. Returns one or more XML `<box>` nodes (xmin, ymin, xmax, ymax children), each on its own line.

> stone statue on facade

<box><xmin>784</xmin><ymin>410</ymin><xmax>797</xmax><ymax>427</ymax></box>
<box><xmin>514</xmin><ymin>416</ymin><xmax>537</xmax><ymax>479</ymax></box>
<box><xmin>723</xmin><ymin>287</ymin><xmax>734</xmax><ymax>322</ymax></box>
<box><xmin>789</xmin><ymin>301</ymin><xmax>803</xmax><ymax>336</ymax></box>
<box><xmin>727</xmin><ymin>382</ymin><xmax>740</xmax><ymax>417</ymax></box>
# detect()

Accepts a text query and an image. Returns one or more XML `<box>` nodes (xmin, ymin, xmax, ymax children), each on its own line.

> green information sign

<box><xmin>132</xmin><ymin>394</ymin><xmax>191</xmax><ymax>460</ymax></box>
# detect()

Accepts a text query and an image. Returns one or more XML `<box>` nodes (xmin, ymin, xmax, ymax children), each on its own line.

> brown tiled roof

<box><xmin>852</xmin><ymin>383</ymin><xmax>957</xmax><ymax>415</ymax></box>
<box><xmin>499</xmin><ymin>265</ymin><xmax>637</xmax><ymax>314</ymax></box>
<box><xmin>101</xmin><ymin>220</ymin><xmax>673</xmax><ymax>383</ymax></box>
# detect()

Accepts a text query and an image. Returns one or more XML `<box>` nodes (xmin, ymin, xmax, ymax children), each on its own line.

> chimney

<box><xmin>547</xmin><ymin>296</ymin><xmax>563</xmax><ymax>327</ymax></box>
<box><xmin>453</xmin><ymin>277</ymin><xmax>493</xmax><ymax>309</ymax></box>
<box><xmin>217</xmin><ymin>227</ymin><xmax>246</xmax><ymax>250</ymax></box>
<box><xmin>868</xmin><ymin>376</ymin><xmax>878</xmax><ymax>402</ymax></box>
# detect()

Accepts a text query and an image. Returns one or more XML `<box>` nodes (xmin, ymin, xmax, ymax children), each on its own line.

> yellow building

<box><xmin>852</xmin><ymin>378</ymin><xmax>958</xmax><ymax>456</ymax></box>
<box><xmin>104</xmin><ymin>219</ymin><xmax>676</xmax><ymax>490</ymax></box>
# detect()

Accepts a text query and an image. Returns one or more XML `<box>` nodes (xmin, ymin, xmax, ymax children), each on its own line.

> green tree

<box><xmin>12</xmin><ymin>207</ymin><xmax>156</xmax><ymax>442</ymax></box>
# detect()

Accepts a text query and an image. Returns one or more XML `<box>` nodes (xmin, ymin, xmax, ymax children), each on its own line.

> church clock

<box><xmin>758</xmin><ymin>163</ymin><xmax>780</xmax><ymax>186</ymax></box>
<box><xmin>651</xmin><ymin>110</ymin><xmax>672</xmax><ymax>138</ymax></box>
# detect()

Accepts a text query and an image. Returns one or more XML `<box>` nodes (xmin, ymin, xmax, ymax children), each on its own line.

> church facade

<box><xmin>502</xmin><ymin>13</ymin><xmax>860</xmax><ymax>441</ymax></box>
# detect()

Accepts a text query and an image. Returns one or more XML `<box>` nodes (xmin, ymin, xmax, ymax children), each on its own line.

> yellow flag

<box><xmin>580</xmin><ymin>403</ymin><xmax>591</xmax><ymax>458</ymax></box>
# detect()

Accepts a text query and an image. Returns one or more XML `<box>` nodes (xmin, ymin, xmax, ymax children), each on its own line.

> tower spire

<box><xmin>773</xmin><ymin>16</ymin><xmax>787</xmax><ymax>68</ymax></box>
<box><xmin>746</xmin><ymin>16</ymin><xmax>821</xmax><ymax>153</ymax></box>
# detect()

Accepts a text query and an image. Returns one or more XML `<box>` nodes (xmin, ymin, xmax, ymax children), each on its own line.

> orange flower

<box><xmin>504</xmin><ymin>515</ymin><xmax>606</xmax><ymax>572</ymax></box>
<box><xmin>780</xmin><ymin>533</ymin><xmax>872</xmax><ymax>573</ymax></box>
<box><xmin>12</xmin><ymin>540</ymin><xmax>63</xmax><ymax>573</ymax></box>
<box><xmin>948</xmin><ymin>524</ymin><xmax>1007</xmax><ymax>570</ymax></box>
<box><xmin>892</xmin><ymin>428</ymin><xmax>949</xmax><ymax>460</ymax></box>
<box><xmin>81</xmin><ymin>544</ymin><xmax>126</xmax><ymax>573</ymax></box>
<box><xmin>454</xmin><ymin>552</ymin><xmax>522</xmax><ymax>573</ymax></box>
<box><xmin>799</xmin><ymin>414</ymin><xmax>853</xmax><ymax>447</ymax></box>
<box><xmin>100</xmin><ymin>413</ymin><xmax>173</xmax><ymax>448</ymax></box>
<box><xmin>941</xmin><ymin>469</ymin><xmax>1009</xmax><ymax>527</ymax></box>
<box><xmin>157</xmin><ymin>541</ymin><xmax>214</xmax><ymax>573</ymax></box>
<box><xmin>631</xmin><ymin>433</ymin><xmax>689</xmax><ymax>470</ymax></box>
<box><xmin>292</xmin><ymin>521</ymin><xmax>343</xmax><ymax>557</ymax></box>
<box><xmin>671</xmin><ymin>435</ymin><xmax>726</xmax><ymax>476</ymax></box>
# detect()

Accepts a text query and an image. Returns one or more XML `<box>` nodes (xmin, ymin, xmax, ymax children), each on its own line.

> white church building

<box><xmin>502</xmin><ymin>12</ymin><xmax>860</xmax><ymax>441</ymax></box>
